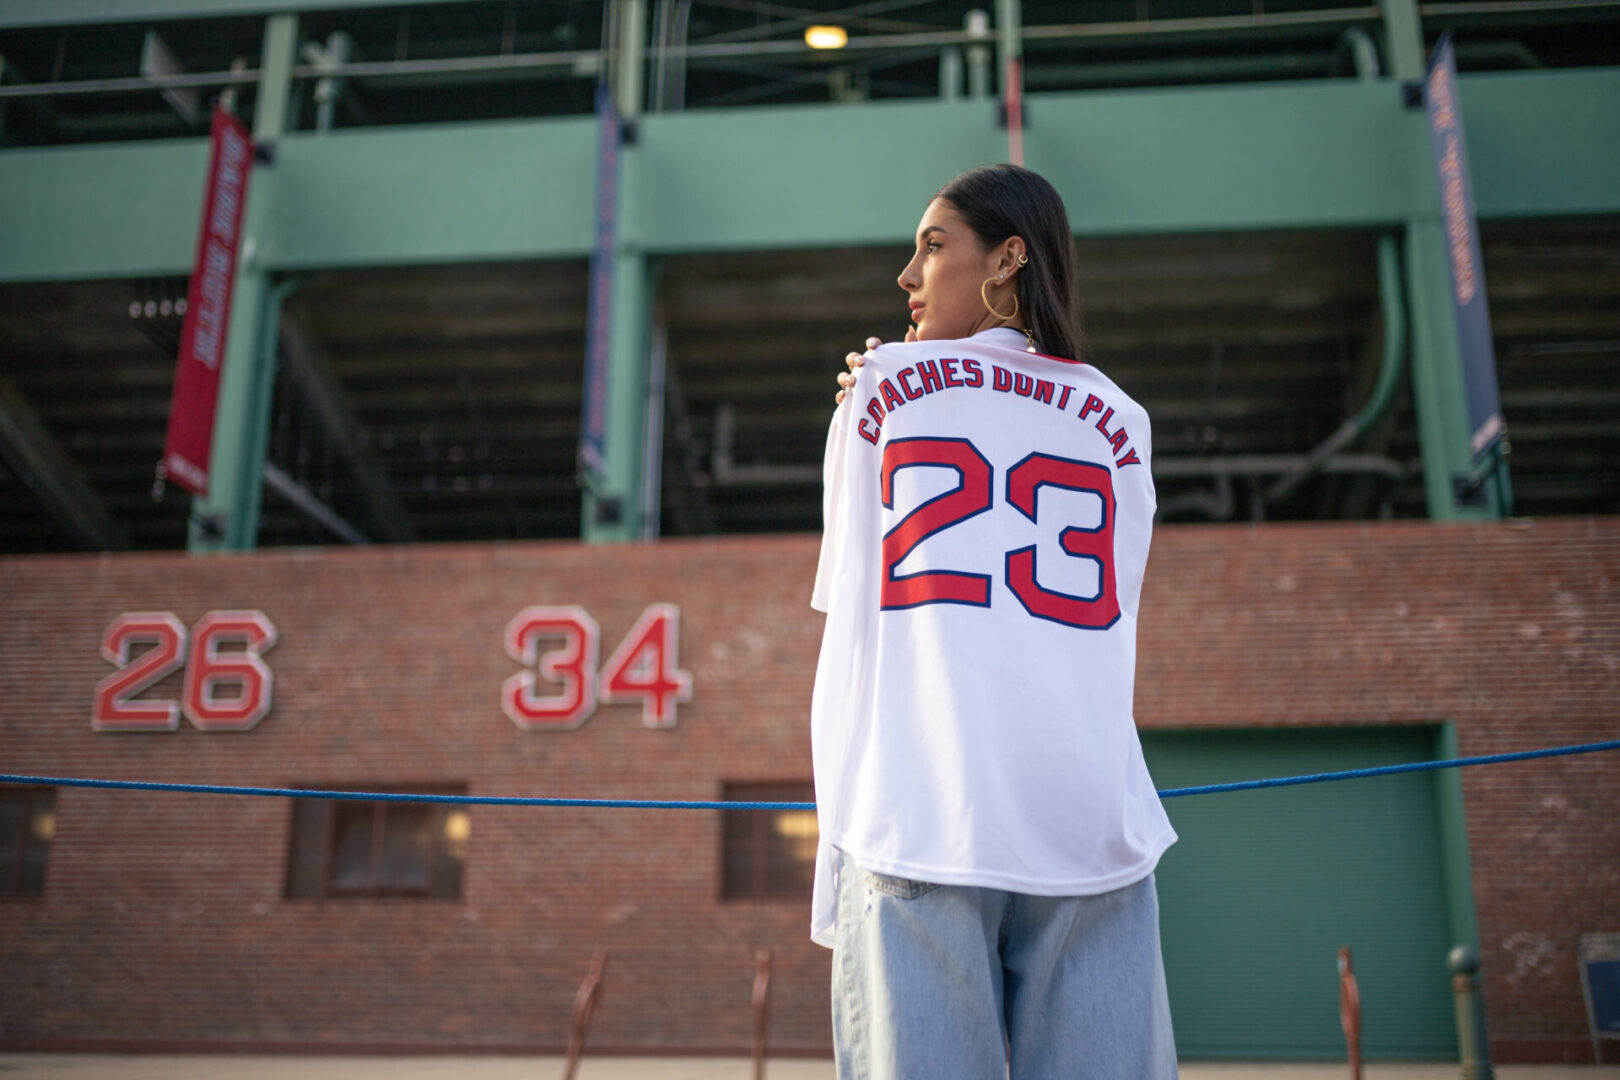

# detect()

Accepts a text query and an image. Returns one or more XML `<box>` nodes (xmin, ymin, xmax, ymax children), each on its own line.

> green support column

<box><xmin>583</xmin><ymin>251</ymin><xmax>659</xmax><ymax>542</ymax></box>
<box><xmin>188</xmin><ymin>12</ymin><xmax>296</xmax><ymax>552</ymax></box>
<box><xmin>1379</xmin><ymin>0</ymin><xmax>1426</xmax><ymax>87</ymax></box>
<box><xmin>995</xmin><ymin>0</ymin><xmax>1021</xmax><ymax>94</ymax></box>
<box><xmin>1382</xmin><ymin>0</ymin><xmax>1508</xmax><ymax>520</ymax></box>
<box><xmin>1434</xmin><ymin>723</ymin><xmax>1481</xmax><ymax>951</ymax></box>
<box><xmin>582</xmin><ymin>0</ymin><xmax>654</xmax><ymax>543</ymax></box>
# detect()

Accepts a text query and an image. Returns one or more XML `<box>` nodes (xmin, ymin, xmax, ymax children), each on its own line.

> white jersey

<box><xmin>808</xmin><ymin>326</ymin><xmax>1176</xmax><ymax>948</ymax></box>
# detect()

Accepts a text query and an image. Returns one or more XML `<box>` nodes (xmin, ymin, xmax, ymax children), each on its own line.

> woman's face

<box><xmin>897</xmin><ymin>198</ymin><xmax>1015</xmax><ymax>341</ymax></box>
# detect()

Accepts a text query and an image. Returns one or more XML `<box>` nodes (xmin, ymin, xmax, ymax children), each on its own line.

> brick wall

<box><xmin>1</xmin><ymin>519</ymin><xmax>1617</xmax><ymax>1061</ymax></box>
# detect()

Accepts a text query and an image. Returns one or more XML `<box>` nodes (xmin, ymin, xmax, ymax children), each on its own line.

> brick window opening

<box><xmin>720</xmin><ymin>781</ymin><xmax>817</xmax><ymax>901</ymax></box>
<box><xmin>286</xmin><ymin>787</ymin><xmax>468</xmax><ymax>900</ymax></box>
<box><xmin>1</xmin><ymin>785</ymin><xmax>55</xmax><ymax>897</ymax></box>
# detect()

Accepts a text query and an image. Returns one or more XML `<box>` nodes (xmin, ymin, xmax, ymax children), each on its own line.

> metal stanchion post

<box><xmin>1449</xmin><ymin>945</ymin><xmax>1495</xmax><ymax>1080</ymax></box>
<box><xmin>752</xmin><ymin>948</ymin><xmax>772</xmax><ymax>1080</ymax></box>
<box><xmin>1340</xmin><ymin>947</ymin><xmax>1363</xmax><ymax>1080</ymax></box>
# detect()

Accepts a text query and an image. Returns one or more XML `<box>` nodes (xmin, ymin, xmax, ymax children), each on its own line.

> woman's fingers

<box><xmin>838</xmin><ymin>337</ymin><xmax>886</xmax><ymax>405</ymax></box>
<box><xmin>904</xmin><ymin>325</ymin><xmax>918</xmax><ymax>343</ymax></box>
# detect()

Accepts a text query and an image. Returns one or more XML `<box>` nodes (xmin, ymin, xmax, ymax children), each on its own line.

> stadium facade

<box><xmin>1</xmin><ymin>0</ymin><xmax>1617</xmax><ymax>1065</ymax></box>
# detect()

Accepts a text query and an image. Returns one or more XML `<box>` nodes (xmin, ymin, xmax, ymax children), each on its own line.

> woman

<box><xmin>811</xmin><ymin>164</ymin><xmax>1178</xmax><ymax>1079</ymax></box>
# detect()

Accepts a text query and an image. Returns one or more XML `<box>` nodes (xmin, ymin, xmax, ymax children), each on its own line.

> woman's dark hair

<box><xmin>935</xmin><ymin>164</ymin><xmax>1084</xmax><ymax>361</ymax></box>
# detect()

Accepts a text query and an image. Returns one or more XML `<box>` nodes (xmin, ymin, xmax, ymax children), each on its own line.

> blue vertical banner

<box><xmin>579</xmin><ymin>82</ymin><xmax>621</xmax><ymax>485</ymax></box>
<box><xmin>1423</xmin><ymin>31</ymin><xmax>1506</xmax><ymax>463</ymax></box>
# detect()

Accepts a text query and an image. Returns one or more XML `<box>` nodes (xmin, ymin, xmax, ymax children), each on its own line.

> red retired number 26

<box><xmin>881</xmin><ymin>437</ymin><xmax>1120</xmax><ymax>630</ymax></box>
<box><xmin>93</xmin><ymin>611</ymin><xmax>278</xmax><ymax>731</ymax></box>
<box><xmin>503</xmin><ymin>603</ymin><xmax>693</xmax><ymax>730</ymax></box>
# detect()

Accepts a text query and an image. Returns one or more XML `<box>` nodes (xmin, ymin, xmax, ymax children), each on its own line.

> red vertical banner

<box><xmin>1004</xmin><ymin>56</ymin><xmax>1024</xmax><ymax>168</ymax></box>
<box><xmin>161</xmin><ymin>105</ymin><xmax>253</xmax><ymax>497</ymax></box>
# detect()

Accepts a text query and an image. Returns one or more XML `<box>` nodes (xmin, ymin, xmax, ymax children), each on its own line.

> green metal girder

<box><xmin>268</xmin><ymin>118</ymin><xmax>597</xmax><ymax>268</ymax></box>
<box><xmin>1032</xmin><ymin>78</ymin><xmax>1427</xmax><ymax>234</ymax></box>
<box><xmin>0</xmin><ymin>0</ymin><xmax>492</xmax><ymax>30</ymax></box>
<box><xmin>581</xmin><ymin>251</ymin><xmax>657</xmax><ymax>544</ymax></box>
<box><xmin>633</xmin><ymin>97</ymin><xmax>1004</xmax><ymax>252</ymax></box>
<box><xmin>1433</xmin><ymin>723</ymin><xmax>1480</xmax><ymax>951</ymax></box>
<box><xmin>580</xmin><ymin>0</ymin><xmax>652</xmax><ymax>545</ymax></box>
<box><xmin>0</xmin><ymin>140</ymin><xmax>207</xmax><ymax>280</ymax></box>
<box><xmin>1453</xmin><ymin>66</ymin><xmax>1620</xmax><ymax>220</ymax></box>
<box><xmin>4</xmin><ymin>68</ymin><xmax>1617</xmax><ymax>283</ymax></box>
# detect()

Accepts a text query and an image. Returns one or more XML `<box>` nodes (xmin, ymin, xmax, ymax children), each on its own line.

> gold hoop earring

<box><xmin>1017</xmin><ymin>253</ymin><xmax>1029</xmax><ymax>267</ymax></box>
<box><xmin>981</xmin><ymin>276</ymin><xmax>1019</xmax><ymax>322</ymax></box>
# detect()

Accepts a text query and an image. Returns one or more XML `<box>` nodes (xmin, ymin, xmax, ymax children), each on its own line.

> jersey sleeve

<box><xmin>1132</xmin><ymin>399</ymin><xmax>1156</xmax><ymax>514</ymax></box>
<box><xmin>811</xmin><ymin>397</ymin><xmax>853</xmax><ymax>613</ymax></box>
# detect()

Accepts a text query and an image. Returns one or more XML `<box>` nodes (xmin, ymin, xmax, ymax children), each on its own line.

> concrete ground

<box><xmin>1</xmin><ymin>1056</ymin><xmax>1617</xmax><ymax>1079</ymax></box>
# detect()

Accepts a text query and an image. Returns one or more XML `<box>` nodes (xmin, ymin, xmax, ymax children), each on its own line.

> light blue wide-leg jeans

<box><xmin>832</xmin><ymin>849</ymin><xmax>1178</xmax><ymax>1080</ymax></box>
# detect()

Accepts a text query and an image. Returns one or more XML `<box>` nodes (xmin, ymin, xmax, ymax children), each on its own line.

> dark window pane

<box><xmin>286</xmin><ymin>788</ymin><xmax>466</xmax><ymax>901</ymax></box>
<box><xmin>0</xmin><ymin>800</ymin><xmax>23</xmax><ymax>891</ymax></box>
<box><xmin>20</xmin><ymin>805</ymin><xmax>53</xmax><ymax>894</ymax></box>
<box><xmin>285</xmin><ymin>799</ymin><xmax>330</xmax><ymax>898</ymax></box>
<box><xmin>721</xmin><ymin>782</ymin><xmax>815</xmax><ymax>900</ymax></box>
<box><xmin>1</xmin><ymin>788</ymin><xmax>52</xmax><ymax>897</ymax></box>
<box><xmin>329</xmin><ymin>803</ymin><xmax>378</xmax><ymax>892</ymax></box>
<box><xmin>433</xmin><ymin>808</ymin><xmax>469</xmax><ymax>899</ymax></box>
<box><xmin>378</xmin><ymin>805</ymin><xmax>432</xmax><ymax>891</ymax></box>
<box><xmin>723</xmin><ymin>828</ymin><xmax>757</xmax><ymax>899</ymax></box>
<box><xmin>721</xmin><ymin>802</ymin><xmax>758</xmax><ymax>899</ymax></box>
<box><xmin>764</xmin><ymin>808</ymin><xmax>818</xmax><ymax>894</ymax></box>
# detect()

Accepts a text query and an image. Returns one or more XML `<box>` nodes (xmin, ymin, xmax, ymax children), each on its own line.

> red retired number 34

<box><xmin>93</xmin><ymin>604</ymin><xmax>692</xmax><ymax>733</ymax></box>
<box><xmin>502</xmin><ymin>604</ymin><xmax>693</xmax><ymax>730</ymax></box>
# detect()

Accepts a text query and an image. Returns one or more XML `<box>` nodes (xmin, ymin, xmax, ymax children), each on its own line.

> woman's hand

<box><xmin>835</xmin><ymin>328</ymin><xmax>917</xmax><ymax>404</ymax></box>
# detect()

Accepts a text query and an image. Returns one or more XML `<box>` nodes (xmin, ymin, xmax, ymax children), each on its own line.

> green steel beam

<box><xmin>996</xmin><ymin>0</ymin><xmax>1021</xmax><ymax>93</ymax></box>
<box><xmin>1433</xmin><ymin>723</ymin><xmax>1481</xmax><ymax>952</ymax></box>
<box><xmin>265</xmin><ymin>118</ymin><xmax>597</xmax><ymax>269</ymax></box>
<box><xmin>0</xmin><ymin>0</ymin><xmax>491</xmax><ymax>30</ymax></box>
<box><xmin>187</xmin><ymin>12</ymin><xmax>297</xmax><ymax>552</ymax></box>
<box><xmin>632</xmin><ymin>94</ymin><xmax>1003</xmax><ymax>253</ymax></box>
<box><xmin>1030</xmin><ymin>79</ymin><xmax>1425</xmax><ymax>234</ymax></box>
<box><xmin>2</xmin><ymin>69</ymin><xmax>1617</xmax><ymax>282</ymax></box>
<box><xmin>0</xmin><ymin>140</ymin><xmax>206</xmax><ymax>281</ymax></box>
<box><xmin>1457</xmin><ymin>67</ymin><xmax>1619</xmax><ymax>219</ymax></box>
<box><xmin>1381</xmin><ymin>0</ymin><xmax>1427</xmax><ymax>79</ymax></box>
<box><xmin>583</xmin><ymin>0</ymin><xmax>652</xmax><ymax>544</ymax></box>
<box><xmin>582</xmin><ymin>253</ymin><xmax>659</xmax><ymax>542</ymax></box>
<box><xmin>251</xmin><ymin>13</ymin><xmax>294</xmax><ymax>137</ymax></box>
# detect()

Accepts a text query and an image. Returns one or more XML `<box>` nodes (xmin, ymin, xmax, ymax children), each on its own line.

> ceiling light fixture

<box><xmin>805</xmin><ymin>25</ymin><xmax>848</xmax><ymax>49</ymax></box>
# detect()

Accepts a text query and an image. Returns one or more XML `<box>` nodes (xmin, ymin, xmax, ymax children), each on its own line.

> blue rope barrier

<box><xmin>1153</xmin><ymin>738</ymin><xmax>1620</xmax><ymax>798</ymax></box>
<box><xmin>2</xmin><ymin>739</ymin><xmax>1617</xmax><ymax>810</ymax></box>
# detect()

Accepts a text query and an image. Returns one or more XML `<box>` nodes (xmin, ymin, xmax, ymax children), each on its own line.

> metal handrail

<box><xmin>751</xmin><ymin>948</ymin><xmax>772</xmax><ymax>1080</ymax></box>
<box><xmin>561</xmin><ymin>947</ymin><xmax>609</xmax><ymax>1080</ymax></box>
<box><xmin>1339</xmin><ymin>947</ymin><xmax>1363</xmax><ymax>1080</ymax></box>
